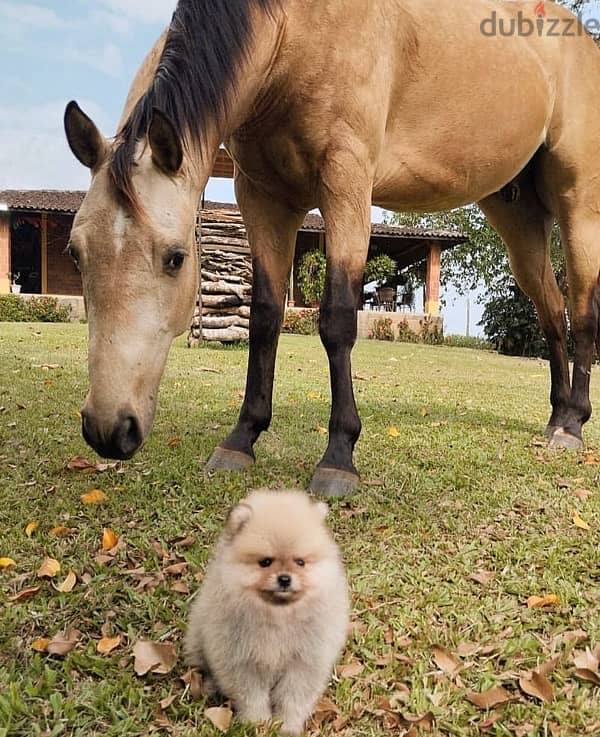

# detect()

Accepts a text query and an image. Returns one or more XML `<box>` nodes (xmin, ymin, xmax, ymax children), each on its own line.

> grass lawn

<box><xmin>1</xmin><ymin>323</ymin><xmax>599</xmax><ymax>737</ymax></box>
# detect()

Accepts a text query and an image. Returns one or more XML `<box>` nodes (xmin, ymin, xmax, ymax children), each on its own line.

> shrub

<box><xmin>281</xmin><ymin>309</ymin><xmax>319</xmax><ymax>335</ymax></box>
<box><xmin>0</xmin><ymin>295</ymin><xmax>71</xmax><ymax>322</ymax></box>
<box><xmin>443</xmin><ymin>334</ymin><xmax>494</xmax><ymax>350</ymax></box>
<box><xmin>364</xmin><ymin>254</ymin><xmax>397</xmax><ymax>287</ymax></box>
<box><xmin>368</xmin><ymin>317</ymin><xmax>395</xmax><ymax>341</ymax></box>
<box><xmin>396</xmin><ymin>318</ymin><xmax>420</xmax><ymax>344</ymax></box>
<box><xmin>418</xmin><ymin>315</ymin><xmax>444</xmax><ymax>345</ymax></box>
<box><xmin>297</xmin><ymin>250</ymin><xmax>326</xmax><ymax>305</ymax></box>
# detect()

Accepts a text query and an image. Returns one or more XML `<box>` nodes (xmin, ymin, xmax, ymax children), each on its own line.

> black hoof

<box><xmin>206</xmin><ymin>446</ymin><xmax>254</xmax><ymax>471</ymax></box>
<box><xmin>309</xmin><ymin>467</ymin><xmax>359</xmax><ymax>498</ymax></box>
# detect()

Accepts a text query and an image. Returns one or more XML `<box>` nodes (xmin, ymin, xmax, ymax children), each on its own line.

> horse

<box><xmin>64</xmin><ymin>0</ymin><xmax>600</xmax><ymax>496</ymax></box>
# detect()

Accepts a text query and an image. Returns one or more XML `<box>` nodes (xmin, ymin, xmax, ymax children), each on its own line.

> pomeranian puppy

<box><xmin>184</xmin><ymin>489</ymin><xmax>349</xmax><ymax>736</ymax></box>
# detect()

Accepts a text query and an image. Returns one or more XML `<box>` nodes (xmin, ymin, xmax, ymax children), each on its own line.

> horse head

<box><xmin>64</xmin><ymin>101</ymin><xmax>200</xmax><ymax>459</ymax></box>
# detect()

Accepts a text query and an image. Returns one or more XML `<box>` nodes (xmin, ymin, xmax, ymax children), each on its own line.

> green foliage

<box><xmin>0</xmin><ymin>295</ymin><xmax>72</xmax><ymax>323</ymax></box>
<box><xmin>364</xmin><ymin>254</ymin><xmax>397</xmax><ymax>287</ymax></box>
<box><xmin>480</xmin><ymin>280</ymin><xmax>550</xmax><ymax>357</ymax></box>
<box><xmin>368</xmin><ymin>317</ymin><xmax>395</xmax><ymax>341</ymax></box>
<box><xmin>281</xmin><ymin>309</ymin><xmax>319</xmax><ymax>335</ymax></box>
<box><xmin>443</xmin><ymin>334</ymin><xmax>494</xmax><ymax>351</ymax></box>
<box><xmin>297</xmin><ymin>250</ymin><xmax>326</xmax><ymax>305</ymax></box>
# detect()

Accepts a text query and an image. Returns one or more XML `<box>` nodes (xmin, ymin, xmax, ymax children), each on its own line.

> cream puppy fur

<box><xmin>185</xmin><ymin>490</ymin><xmax>349</xmax><ymax>736</ymax></box>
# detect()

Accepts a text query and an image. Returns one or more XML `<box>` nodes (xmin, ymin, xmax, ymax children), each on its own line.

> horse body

<box><xmin>64</xmin><ymin>0</ymin><xmax>600</xmax><ymax>492</ymax></box>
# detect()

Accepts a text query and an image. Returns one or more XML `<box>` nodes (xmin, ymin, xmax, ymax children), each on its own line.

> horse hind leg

<box><xmin>553</xmin><ymin>208</ymin><xmax>600</xmax><ymax>448</ymax></box>
<box><xmin>479</xmin><ymin>186</ymin><xmax>572</xmax><ymax>443</ymax></box>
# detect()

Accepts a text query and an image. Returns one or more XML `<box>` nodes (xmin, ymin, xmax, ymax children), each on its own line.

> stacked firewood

<box><xmin>188</xmin><ymin>207</ymin><xmax>253</xmax><ymax>346</ymax></box>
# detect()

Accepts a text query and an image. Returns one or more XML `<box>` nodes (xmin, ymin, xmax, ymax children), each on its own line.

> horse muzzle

<box><xmin>81</xmin><ymin>407</ymin><xmax>144</xmax><ymax>460</ymax></box>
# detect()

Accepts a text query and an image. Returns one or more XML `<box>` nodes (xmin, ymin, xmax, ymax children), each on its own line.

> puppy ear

<box><xmin>226</xmin><ymin>503</ymin><xmax>253</xmax><ymax>537</ymax></box>
<box><xmin>314</xmin><ymin>501</ymin><xmax>329</xmax><ymax>520</ymax></box>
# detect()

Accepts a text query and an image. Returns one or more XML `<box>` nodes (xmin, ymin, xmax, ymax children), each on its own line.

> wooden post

<box><xmin>424</xmin><ymin>241</ymin><xmax>441</xmax><ymax>316</ymax></box>
<box><xmin>0</xmin><ymin>211</ymin><xmax>10</xmax><ymax>294</ymax></box>
<box><xmin>41</xmin><ymin>212</ymin><xmax>48</xmax><ymax>294</ymax></box>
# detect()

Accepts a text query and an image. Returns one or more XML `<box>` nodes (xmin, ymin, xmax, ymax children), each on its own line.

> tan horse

<box><xmin>64</xmin><ymin>0</ymin><xmax>600</xmax><ymax>495</ymax></box>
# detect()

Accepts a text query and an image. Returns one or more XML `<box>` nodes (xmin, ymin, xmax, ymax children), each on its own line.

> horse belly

<box><xmin>372</xmin><ymin>1</ymin><xmax>555</xmax><ymax>212</ymax></box>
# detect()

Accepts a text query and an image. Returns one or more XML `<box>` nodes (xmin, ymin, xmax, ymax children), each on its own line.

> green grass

<box><xmin>1</xmin><ymin>323</ymin><xmax>599</xmax><ymax>737</ymax></box>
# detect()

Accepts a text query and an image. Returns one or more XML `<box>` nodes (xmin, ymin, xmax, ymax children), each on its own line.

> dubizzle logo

<box><xmin>480</xmin><ymin>0</ymin><xmax>600</xmax><ymax>37</ymax></box>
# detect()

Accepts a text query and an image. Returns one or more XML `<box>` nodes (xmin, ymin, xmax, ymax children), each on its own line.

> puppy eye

<box><xmin>164</xmin><ymin>248</ymin><xmax>186</xmax><ymax>274</ymax></box>
<box><xmin>295</xmin><ymin>559</ymin><xmax>306</xmax><ymax>567</ymax></box>
<box><xmin>258</xmin><ymin>558</ymin><xmax>273</xmax><ymax>568</ymax></box>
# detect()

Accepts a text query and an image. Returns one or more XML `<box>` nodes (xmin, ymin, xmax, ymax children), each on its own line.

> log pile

<box><xmin>188</xmin><ymin>207</ymin><xmax>253</xmax><ymax>346</ymax></box>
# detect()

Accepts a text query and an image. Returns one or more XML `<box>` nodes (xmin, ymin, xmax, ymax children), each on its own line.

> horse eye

<box><xmin>295</xmin><ymin>559</ymin><xmax>306</xmax><ymax>567</ymax></box>
<box><xmin>258</xmin><ymin>558</ymin><xmax>273</xmax><ymax>568</ymax></box>
<box><xmin>164</xmin><ymin>250</ymin><xmax>186</xmax><ymax>273</ymax></box>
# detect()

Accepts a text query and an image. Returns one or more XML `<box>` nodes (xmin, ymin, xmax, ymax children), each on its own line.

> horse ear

<box><xmin>148</xmin><ymin>108</ymin><xmax>183</xmax><ymax>174</ymax></box>
<box><xmin>64</xmin><ymin>101</ymin><xmax>106</xmax><ymax>170</ymax></box>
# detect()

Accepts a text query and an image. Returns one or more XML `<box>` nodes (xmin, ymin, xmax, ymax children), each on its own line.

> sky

<box><xmin>0</xmin><ymin>0</ymin><xmax>482</xmax><ymax>335</ymax></box>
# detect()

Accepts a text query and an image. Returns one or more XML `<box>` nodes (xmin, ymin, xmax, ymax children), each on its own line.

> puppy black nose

<box><xmin>277</xmin><ymin>574</ymin><xmax>292</xmax><ymax>589</ymax></box>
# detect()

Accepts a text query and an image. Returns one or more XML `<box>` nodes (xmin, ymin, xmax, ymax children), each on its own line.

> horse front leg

<box><xmin>206</xmin><ymin>178</ymin><xmax>306</xmax><ymax>470</ymax></box>
<box><xmin>309</xmin><ymin>172</ymin><xmax>372</xmax><ymax>497</ymax></box>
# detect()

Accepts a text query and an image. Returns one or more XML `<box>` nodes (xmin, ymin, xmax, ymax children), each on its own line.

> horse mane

<box><xmin>110</xmin><ymin>0</ymin><xmax>279</xmax><ymax>213</ymax></box>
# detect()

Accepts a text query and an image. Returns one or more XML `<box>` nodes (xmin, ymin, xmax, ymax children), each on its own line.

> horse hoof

<box><xmin>309</xmin><ymin>467</ymin><xmax>359</xmax><ymax>497</ymax></box>
<box><xmin>544</xmin><ymin>424</ymin><xmax>559</xmax><ymax>439</ymax></box>
<box><xmin>206</xmin><ymin>446</ymin><xmax>254</xmax><ymax>471</ymax></box>
<box><xmin>548</xmin><ymin>427</ymin><xmax>583</xmax><ymax>451</ymax></box>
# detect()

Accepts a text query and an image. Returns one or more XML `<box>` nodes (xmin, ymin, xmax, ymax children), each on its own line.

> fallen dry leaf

<box><xmin>527</xmin><ymin>594</ymin><xmax>560</xmax><ymax>608</ymax></box>
<box><xmin>31</xmin><ymin>638</ymin><xmax>50</xmax><ymax>652</ymax></box>
<box><xmin>50</xmin><ymin>526</ymin><xmax>77</xmax><ymax>537</ymax></box>
<box><xmin>469</xmin><ymin>570</ymin><xmax>496</xmax><ymax>586</ymax></box>
<box><xmin>573</xmin><ymin>488</ymin><xmax>593</xmax><ymax>501</ymax></box>
<box><xmin>387</xmin><ymin>426</ymin><xmax>400</xmax><ymax>438</ymax></box>
<box><xmin>0</xmin><ymin>557</ymin><xmax>16</xmax><ymax>569</ymax></box>
<box><xmin>466</xmin><ymin>686</ymin><xmax>514</xmax><ymax>709</ymax></box>
<box><xmin>432</xmin><ymin>645</ymin><xmax>463</xmax><ymax>675</ymax></box>
<box><xmin>102</xmin><ymin>528</ymin><xmax>119</xmax><ymax>550</ymax></box>
<box><xmin>47</xmin><ymin>628</ymin><xmax>81</xmax><ymax>656</ymax></box>
<box><xmin>181</xmin><ymin>668</ymin><xmax>205</xmax><ymax>700</ymax></box>
<box><xmin>339</xmin><ymin>661</ymin><xmax>364</xmax><ymax>679</ymax></box>
<box><xmin>312</xmin><ymin>696</ymin><xmax>341</xmax><ymax>728</ymax></box>
<box><xmin>25</xmin><ymin>521</ymin><xmax>39</xmax><ymax>537</ymax></box>
<box><xmin>159</xmin><ymin>694</ymin><xmax>177</xmax><ymax>710</ymax></box>
<box><xmin>573</xmin><ymin>511</ymin><xmax>591</xmax><ymax>530</ymax></box>
<box><xmin>167</xmin><ymin>437</ymin><xmax>181</xmax><ymax>447</ymax></box>
<box><xmin>204</xmin><ymin>706</ymin><xmax>233</xmax><ymax>732</ymax></box>
<box><xmin>400</xmin><ymin>712</ymin><xmax>435</xmax><ymax>731</ymax></box>
<box><xmin>37</xmin><ymin>557</ymin><xmax>60</xmax><ymax>578</ymax></box>
<box><xmin>8</xmin><ymin>585</ymin><xmax>41</xmax><ymax>602</ymax></box>
<box><xmin>573</xmin><ymin>648</ymin><xmax>600</xmax><ymax>686</ymax></box>
<box><xmin>97</xmin><ymin>635</ymin><xmax>122</xmax><ymax>655</ymax></box>
<box><xmin>163</xmin><ymin>562</ymin><xmax>188</xmax><ymax>576</ymax></box>
<box><xmin>80</xmin><ymin>489</ymin><xmax>108</xmax><ymax>505</ymax></box>
<box><xmin>537</xmin><ymin>656</ymin><xmax>561</xmax><ymax>677</ymax></box>
<box><xmin>519</xmin><ymin>671</ymin><xmax>554</xmax><ymax>703</ymax></box>
<box><xmin>171</xmin><ymin>580</ymin><xmax>190</xmax><ymax>594</ymax></box>
<box><xmin>132</xmin><ymin>640</ymin><xmax>177</xmax><ymax>676</ymax></box>
<box><xmin>54</xmin><ymin>570</ymin><xmax>77</xmax><ymax>593</ymax></box>
<box><xmin>66</xmin><ymin>456</ymin><xmax>96</xmax><ymax>471</ymax></box>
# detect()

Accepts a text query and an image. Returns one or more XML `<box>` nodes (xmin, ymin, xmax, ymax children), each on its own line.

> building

<box><xmin>0</xmin><ymin>188</ymin><xmax>466</xmax><ymax>320</ymax></box>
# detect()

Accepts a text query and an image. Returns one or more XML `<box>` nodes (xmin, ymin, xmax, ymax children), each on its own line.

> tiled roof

<box><xmin>0</xmin><ymin>190</ymin><xmax>467</xmax><ymax>243</ymax></box>
<box><xmin>0</xmin><ymin>189</ymin><xmax>86</xmax><ymax>213</ymax></box>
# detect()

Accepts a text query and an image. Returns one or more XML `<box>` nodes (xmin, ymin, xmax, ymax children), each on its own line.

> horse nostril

<box><xmin>113</xmin><ymin>414</ymin><xmax>143</xmax><ymax>459</ymax></box>
<box><xmin>277</xmin><ymin>574</ymin><xmax>292</xmax><ymax>589</ymax></box>
<box><xmin>81</xmin><ymin>410</ymin><xmax>99</xmax><ymax>448</ymax></box>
